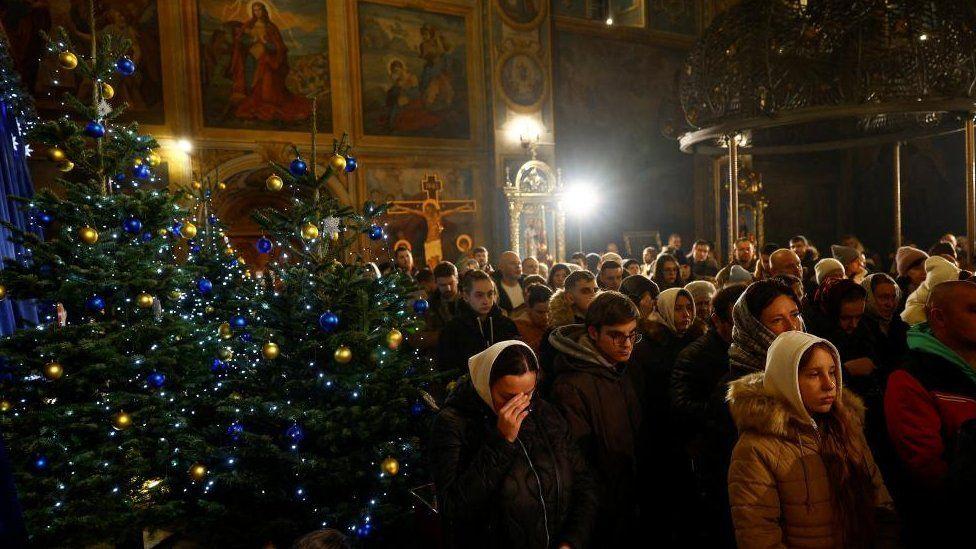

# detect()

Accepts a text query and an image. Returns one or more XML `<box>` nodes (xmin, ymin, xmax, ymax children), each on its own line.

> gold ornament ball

<box><xmin>0</xmin><ymin>285</ymin><xmax>6</xmax><ymax>301</ymax></box>
<box><xmin>181</xmin><ymin>222</ymin><xmax>198</xmax><ymax>239</ymax></box>
<box><xmin>266</xmin><ymin>174</ymin><xmax>284</xmax><ymax>191</ymax></box>
<box><xmin>229</xmin><ymin>391</ymin><xmax>242</xmax><ymax>400</ymax></box>
<box><xmin>48</xmin><ymin>147</ymin><xmax>66</xmax><ymax>162</ymax></box>
<box><xmin>218</xmin><ymin>322</ymin><xmax>232</xmax><ymax>339</ymax></box>
<box><xmin>205</xmin><ymin>305</ymin><xmax>215</xmax><ymax>314</ymax></box>
<box><xmin>58</xmin><ymin>51</ymin><xmax>78</xmax><ymax>70</ymax></box>
<box><xmin>113</xmin><ymin>411</ymin><xmax>133</xmax><ymax>430</ymax></box>
<box><xmin>79</xmin><ymin>226</ymin><xmax>99</xmax><ymax>244</ymax></box>
<box><xmin>100</xmin><ymin>82</ymin><xmax>115</xmax><ymax>99</ymax></box>
<box><xmin>301</xmin><ymin>222</ymin><xmax>319</xmax><ymax>240</ymax></box>
<box><xmin>146</xmin><ymin>151</ymin><xmax>162</xmax><ymax>167</ymax></box>
<box><xmin>262</xmin><ymin>342</ymin><xmax>280</xmax><ymax>360</ymax></box>
<box><xmin>136</xmin><ymin>292</ymin><xmax>154</xmax><ymax>308</ymax></box>
<box><xmin>43</xmin><ymin>362</ymin><xmax>64</xmax><ymax>380</ymax></box>
<box><xmin>218</xmin><ymin>347</ymin><xmax>233</xmax><ymax>361</ymax></box>
<box><xmin>133</xmin><ymin>158</ymin><xmax>143</xmax><ymax>167</ymax></box>
<box><xmin>189</xmin><ymin>463</ymin><xmax>207</xmax><ymax>482</ymax></box>
<box><xmin>386</xmin><ymin>329</ymin><xmax>404</xmax><ymax>350</ymax></box>
<box><xmin>169</xmin><ymin>289</ymin><xmax>183</xmax><ymax>300</ymax></box>
<box><xmin>381</xmin><ymin>456</ymin><xmax>400</xmax><ymax>476</ymax></box>
<box><xmin>237</xmin><ymin>256</ymin><xmax>246</xmax><ymax>266</ymax></box>
<box><xmin>191</xmin><ymin>180</ymin><xmax>202</xmax><ymax>190</ymax></box>
<box><xmin>329</xmin><ymin>154</ymin><xmax>347</xmax><ymax>173</ymax></box>
<box><xmin>0</xmin><ymin>400</ymin><xmax>11</xmax><ymax>413</ymax></box>
<box><xmin>224</xmin><ymin>246</ymin><xmax>236</xmax><ymax>256</ymax></box>
<box><xmin>217</xmin><ymin>181</ymin><xmax>227</xmax><ymax>190</ymax></box>
<box><xmin>334</xmin><ymin>345</ymin><xmax>353</xmax><ymax>364</ymax></box>
<box><xmin>57</xmin><ymin>160</ymin><xmax>75</xmax><ymax>172</ymax></box>
<box><xmin>157</xmin><ymin>228</ymin><xmax>169</xmax><ymax>237</ymax></box>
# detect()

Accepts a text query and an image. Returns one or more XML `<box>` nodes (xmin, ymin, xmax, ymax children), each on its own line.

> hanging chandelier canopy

<box><xmin>678</xmin><ymin>0</ymin><xmax>976</xmax><ymax>155</ymax></box>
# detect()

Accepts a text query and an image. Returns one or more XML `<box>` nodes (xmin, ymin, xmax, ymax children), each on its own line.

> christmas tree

<box><xmin>176</xmin><ymin>120</ymin><xmax>436</xmax><ymax>545</ymax></box>
<box><xmin>0</xmin><ymin>26</ymin><xmax>214</xmax><ymax>546</ymax></box>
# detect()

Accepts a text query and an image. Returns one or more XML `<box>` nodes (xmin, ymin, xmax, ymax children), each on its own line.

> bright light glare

<box><xmin>605</xmin><ymin>17</ymin><xmax>614</xmax><ymax>26</ymax></box>
<box><xmin>177</xmin><ymin>139</ymin><xmax>193</xmax><ymax>153</ymax></box>
<box><xmin>509</xmin><ymin>115</ymin><xmax>542</xmax><ymax>144</ymax></box>
<box><xmin>563</xmin><ymin>183</ymin><xmax>599</xmax><ymax>217</ymax></box>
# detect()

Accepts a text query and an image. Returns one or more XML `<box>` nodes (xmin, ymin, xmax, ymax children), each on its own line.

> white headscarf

<box><xmin>468</xmin><ymin>340</ymin><xmax>538</xmax><ymax>413</ymax></box>
<box><xmin>764</xmin><ymin>331</ymin><xmax>842</xmax><ymax>426</ymax></box>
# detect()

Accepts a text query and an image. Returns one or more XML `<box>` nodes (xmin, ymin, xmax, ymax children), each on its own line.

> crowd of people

<box><xmin>400</xmin><ymin>232</ymin><xmax>976</xmax><ymax>548</ymax></box>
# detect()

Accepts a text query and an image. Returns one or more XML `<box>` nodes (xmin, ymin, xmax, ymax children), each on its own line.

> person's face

<box><xmin>838</xmin><ymin>299</ymin><xmax>865</xmax><ymax>334</ymax></box>
<box><xmin>907</xmin><ymin>264</ymin><xmax>926</xmax><ymax>287</ymax></box>
<box><xmin>735</xmin><ymin>242</ymin><xmax>754</xmax><ymax>263</ymax></box>
<box><xmin>662</xmin><ymin>261</ymin><xmax>678</xmax><ymax>284</ymax></box>
<box><xmin>638</xmin><ymin>292</ymin><xmax>656</xmax><ymax>319</ymax></box>
<box><xmin>589</xmin><ymin>320</ymin><xmax>639</xmax><ymax>364</ymax></box>
<box><xmin>501</xmin><ymin>254</ymin><xmax>522</xmax><ymax>279</ymax></box>
<box><xmin>760</xmin><ymin>295</ymin><xmax>803</xmax><ymax>335</ymax></box>
<box><xmin>599</xmin><ymin>267</ymin><xmax>623</xmax><ymax>291</ymax></box>
<box><xmin>791</xmin><ymin>241</ymin><xmax>808</xmax><ymax>257</ymax></box>
<box><xmin>625</xmin><ymin>263</ymin><xmax>640</xmax><ymax>277</ymax></box>
<box><xmin>567</xmin><ymin>279</ymin><xmax>598</xmax><ymax>313</ymax></box>
<box><xmin>695</xmin><ymin>297</ymin><xmax>712</xmax><ymax>320</ymax></box>
<box><xmin>873</xmin><ymin>282</ymin><xmax>898</xmax><ymax>319</ymax></box>
<box><xmin>847</xmin><ymin>256</ymin><xmax>866</xmax><ymax>276</ymax></box>
<box><xmin>643</xmin><ymin>249</ymin><xmax>653</xmax><ymax>264</ymax></box>
<box><xmin>798</xmin><ymin>347</ymin><xmax>838</xmax><ymax>415</ymax></box>
<box><xmin>669</xmin><ymin>235</ymin><xmax>682</xmax><ymax>249</ymax></box>
<box><xmin>771</xmin><ymin>252</ymin><xmax>803</xmax><ymax>279</ymax></box>
<box><xmin>395</xmin><ymin>251</ymin><xmax>413</xmax><ymax>271</ymax></box>
<box><xmin>552</xmin><ymin>269</ymin><xmax>568</xmax><ymax>289</ymax></box>
<box><xmin>522</xmin><ymin>258</ymin><xmax>539</xmax><ymax>275</ymax></box>
<box><xmin>474</xmin><ymin>250</ymin><xmax>488</xmax><ymax>267</ymax></box>
<box><xmin>680</xmin><ymin>264</ymin><xmax>692</xmax><ymax>281</ymax></box>
<box><xmin>436</xmin><ymin>275</ymin><xmax>458</xmax><ymax>300</ymax></box>
<box><xmin>673</xmin><ymin>295</ymin><xmax>694</xmax><ymax>334</ymax></box>
<box><xmin>693</xmin><ymin>244</ymin><xmax>710</xmax><ymax>262</ymax></box>
<box><xmin>490</xmin><ymin>371</ymin><xmax>537</xmax><ymax>413</ymax></box>
<box><xmin>464</xmin><ymin>279</ymin><xmax>496</xmax><ymax>316</ymax></box>
<box><xmin>931</xmin><ymin>286</ymin><xmax>976</xmax><ymax>347</ymax></box>
<box><xmin>528</xmin><ymin>302</ymin><xmax>550</xmax><ymax>328</ymax></box>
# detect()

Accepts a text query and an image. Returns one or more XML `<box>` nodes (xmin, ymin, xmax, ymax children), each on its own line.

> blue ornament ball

<box><xmin>38</xmin><ymin>211</ymin><xmax>53</xmax><ymax>225</ymax></box>
<box><xmin>210</xmin><ymin>358</ymin><xmax>227</xmax><ymax>372</ymax></box>
<box><xmin>33</xmin><ymin>455</ymin><xmax>48</xmax><ymax>471</ymax></box>
<box><xmin>190</xmin><ymin>244</ymin><xmax>202</xmax><ymax>254</ymax></box>
<box><xmin>318</xmin><ymin>311</ymin><xmax>340</xmax><ymax>332</ymax></box>
<box><xmin>227</xmin><ymin>421</ymin><xmax>244</xmax><ymax>442</ymax></box>
<box><xmin>289</xmin><ymin>158</ymin><xmax>308</xmax><ymax>176</ymax></box>
<box><xmin>410</xmin><ymin>402</ymin><xmax>425</xmax><ymax>416</ymax></box>
<box><xmin>285</xmin><ymin>423</ymin><xmax>305</xmax><ymax>444</ymax></box>
<box><xmin>114</xmin><ymin>172</ymin><xmax>127</xmax><ymax>183</ymax></box>
<box><xmin>115</xmin><ymin>56</ymin><xmax>136</xmax><ymax>76</ymax></box>
<box><xmin>123</xmin><ymin>217</ymin><xmax>142</xmax><ymax>234</ymax></box>
<box><xmin>208</xmin><ymin>214</ymin><xmax>218</xmax><ymax>225</ymax></box>
<box><xmin>133</xmin><ymin>163</ymin><xmax>151</xmax><ymax>180</ymax></box>
<box><xmin>84</xmin><ymin>120</ymin><xmax>105</xmax><ymax>138</ymax></box>
<box><xmin>239</xmin><ymin>332</ymin><xmax>253</xmax><ymax>343</ymax></box>
<box><xmin>256</xmin><ymin>236</ymin><xmax>273</xmax><ymax>254</ymax></box>
<box><xmin>86</xmin><ymin>295</ymin><xmax>106</xmax><ymax>313</ymax></box>
<box><xmin>413</xmin><ymin>298</ymin><xmax>429</xmax><ymax>314</ymax></box>
<box><xmin>147</xmin><ymin>371</ymin><xmax>166</xmax><ymax>388</ymax></box>
<box><xmin>367</xmin><ymin>225</ymin><xmax>384</xmax><ymax>241</ymax></box>
<box><xmin>231</xmin><ymin>314</ymin><xmax>247</xmax><ymax>328</ymax></box>
<box><xmin>140</xmin><ymin>232</ymin><xmax>153</xmax><ymax>242</ymax></box>
<box><xmin>344</xmin><ymin>156</ymin><xmax>358</xmax><ymax>173</ymax></box>
<box><xmin>170</xmin><ymin>221</ymin><xmax>183</xmax><ymax>236</ymax></box>
<box><xmin>197</xmin><ymin>278</ymin><xmax>213</xmax><ymax>294</ymax></box>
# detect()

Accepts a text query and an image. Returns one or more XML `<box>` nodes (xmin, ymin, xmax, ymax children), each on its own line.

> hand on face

<box><xmin>496</xmin><ymin>393</ymin><xmax>531</xmax><ymax>443</ymax></box>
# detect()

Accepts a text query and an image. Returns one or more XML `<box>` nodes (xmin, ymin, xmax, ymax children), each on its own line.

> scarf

<box><xmin>729</xmin><ymin>292</ymin><xmax>779</xmax><ymax>376</ymax></box>
<box><xmin>862</xmin><ymin>273</ymin><xmax>901</xmax><ymax>333</ymax></box>
<box><xmin>656</xmin><ymin>288</ymin><xmax>694</xmax><ymax>335</ymax></box>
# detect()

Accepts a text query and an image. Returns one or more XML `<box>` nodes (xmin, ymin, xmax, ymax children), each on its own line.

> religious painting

<box><xmin>357</xmin><ymin>1</ymin><xmax>471</xmax><ymax>140</ymax></box>
<box><xmin>1</xmin><ymin>0</ymin><xmax>165</xmax><ymax>125</ymax></box>
<box><xmin>647</xmin><ymin>0</ymin><xmax>700</xmax><ymax>36</ymax></box>
<box><xmin>494</xmin><ymin>0</ymin><xmax>547</xmax><ymax>30</ymax></box>
<box><xmin>364</xmin><ymin>166</ymin><xmax>477</xmax><ymax>267</ymax></box>
<box><xmin>195</xmin><ymin>0</ymin><xmax>331</xmax><ymax>132</ymax></box>
<box><xmin>497</xmin><ymin>51</ymin><xmax>546</xmax><ymax>112</ymax></box>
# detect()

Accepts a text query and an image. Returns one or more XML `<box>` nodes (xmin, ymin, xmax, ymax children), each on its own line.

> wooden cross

<box><xmin>388</xmin><ymin>173</ymin><xmax>477</xmax><ymax>267</ymax></box>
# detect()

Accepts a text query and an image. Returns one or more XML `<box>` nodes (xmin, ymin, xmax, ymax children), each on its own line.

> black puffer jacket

<box><xmin>548</xmin><ymin>325</ymin><xmax>641</xmax><ymax>545</ymax></box>
<box><xmin>436</xmin><ymin>301</ymin><xmax>520</xmax><ymax>374</ymax></box>
<box><xmin>428</xmin><ymin>378</ymin><xmax>598</xmax><ymax>549</ymax></box>
<box><xmin>670</xmin><ymin>329</ymin><xmax>730</xmax><ymax>442</ymax></box>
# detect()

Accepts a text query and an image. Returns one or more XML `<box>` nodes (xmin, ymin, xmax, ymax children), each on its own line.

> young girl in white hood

<box><xmin>726</xmin><ymin>331</ymin><xmax>897</xmax><ymax>548</ymax></box>
<box><xmin>428</xmin><ymin>341</ymin><xmax>597</xmax><ymax>549</ymax></box>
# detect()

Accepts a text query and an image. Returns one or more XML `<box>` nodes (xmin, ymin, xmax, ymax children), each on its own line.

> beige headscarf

<box><xmin>656</xmin><ymin>287</ymin><xmax>695</xmax><ymax>334</ymax></box>
<box><xmin>764</xmin><ymin>331</ymin><xmax>842</xmax><ymax>426</ymax></box>
<box><xmin>468</xmin><ymin>340</ymin><xmax>538</xmax><ymax>413</ymax></box>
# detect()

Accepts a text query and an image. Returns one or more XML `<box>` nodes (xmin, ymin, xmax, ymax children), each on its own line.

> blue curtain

<box><xmin>0</xmin><ymin>100</ymin><xmax>37</xmax><ymax>336</ymax></box>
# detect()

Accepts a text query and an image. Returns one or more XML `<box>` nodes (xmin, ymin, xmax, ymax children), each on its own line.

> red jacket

<box><xmin>885</xmin><ymin>350</ymin><xmax>976</xmax><ymax>488</ymax></box>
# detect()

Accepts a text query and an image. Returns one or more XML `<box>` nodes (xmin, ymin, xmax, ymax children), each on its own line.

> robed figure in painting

<box><xmin>229</xmin><ymin>1</ymin><xmax>311</xmax><ymax>122</ymax></box>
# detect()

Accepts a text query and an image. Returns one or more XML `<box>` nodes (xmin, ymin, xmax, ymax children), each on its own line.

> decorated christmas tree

<box><xmin>175</xmin><ymin>118</ymin><xmax>436</xmax><ymax>545</ymax></box>
<box><xmin>0</xmin><ymin>25</ymin><xmax>221</xmax><ymax>546</ymax></box>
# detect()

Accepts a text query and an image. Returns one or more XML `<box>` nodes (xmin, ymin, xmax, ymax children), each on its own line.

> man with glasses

<box><xmin>548</xmin><ymin>291</ymin><xmax>642</xmax><ymax>545</ymax></box>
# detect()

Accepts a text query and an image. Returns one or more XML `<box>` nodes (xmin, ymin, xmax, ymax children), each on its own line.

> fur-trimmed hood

<box><xmin>547</xmin><ymin>288</ymin><xmax>580</xmax><ymax>329</ymax></box>
<box><xmin>727</xmin><ymin>372</ymin><xmax>865</xmax><ymax>439</ymax></box>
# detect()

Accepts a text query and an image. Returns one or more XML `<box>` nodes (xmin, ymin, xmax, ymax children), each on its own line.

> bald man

<box><xmin>885</xmin><ymin>280</ymin><xmax>976</xmax><ymax>544</ymax></box>
<box><xmin>491</xmin><ymin>250</ymin><xmax>524</xmax><ymax>314</ymax></box>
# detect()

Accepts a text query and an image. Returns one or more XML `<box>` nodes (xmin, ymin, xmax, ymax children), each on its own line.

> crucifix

<box><xmin>388</xmin><ymin>173</ymin><xmax>477</xmax><ymax>268</ymax></box>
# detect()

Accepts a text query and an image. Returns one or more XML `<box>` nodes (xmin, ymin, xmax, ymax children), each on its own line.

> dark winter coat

<box><xmin>537</xmin><ymin>290</ymin><xmax>583</xmax><ymax>398</ymax></box>
<box><xmin>436</xmin><ymin>301</ymin><xmax>520</xmax><ymax>374</ymax></box>
<box><xmin>670</xmin><ymin>329</ymin><xmax>731</xmax><ymax>444</ymax></box>
<box><xmin>862</xmin><ymin>315</ymin><xmax>909</xmax><ymax>376</ymax></box>
<box><xmin>429</xmin><ymin>378</ymin><xmax>598</xmax><ymax>549</ymax></box>
<box><xmin>547</xmin><ymin>325</ymin><xmax>641</xmax><ymax>545</ymax></box>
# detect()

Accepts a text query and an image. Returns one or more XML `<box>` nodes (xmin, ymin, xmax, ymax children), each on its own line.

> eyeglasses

<box><xmin>603</xmin><ymin>330</ymin><xmax>642</xmax><ymax>346</ymax></box>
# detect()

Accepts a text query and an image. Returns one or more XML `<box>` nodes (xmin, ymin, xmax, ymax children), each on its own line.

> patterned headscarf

<box><xmin>729</xmin><ymin>292</ymin><xmax>779</xmax><ymax>377</ymax></box>
<box><xmin>862</xmin><ymin>272</ymin><xmax>901</xmax><ymax>324</ymax></box>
